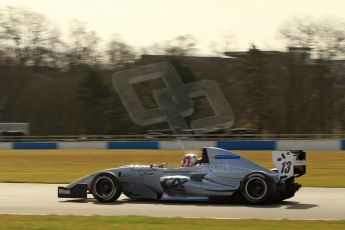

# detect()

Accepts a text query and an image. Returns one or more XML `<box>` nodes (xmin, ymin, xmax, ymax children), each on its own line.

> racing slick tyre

<box><xmin>240</xmin><ymin>172</ymin><xmax>276</xmax><ymax>204</ymax></box>
<box><xmin>91</xmin><ymin>172</ymin><xmax>122</xmax><ymax>203</ymax></box>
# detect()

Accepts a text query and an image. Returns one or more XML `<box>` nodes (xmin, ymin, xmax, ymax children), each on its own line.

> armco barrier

<box><xmin>342</xmin><ymin>140</ymin><xmax>345</xmax><ymax>150</ymax></box>
<box><xmin>13</xmin><ymin>142</ymin><xmax>57</xmax><ymax>149</ymax></box>
<box><xmin>107</xmin><ymin>141</ymin><xmax>159</xmax><ymax>149</ymax></box>
<box><xmin>217</xmin><ymin>140</ymin><xmax>276</xmax><ymax>150</ymax></box>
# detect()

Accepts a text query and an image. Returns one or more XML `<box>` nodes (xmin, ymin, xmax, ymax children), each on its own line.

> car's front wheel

<box><xmin>91</xmin><ymin>172</ymin><xmax>122</xmax><ymax>203</ymax></box>
<box><xmin>240</xmin><ymin>172</ymin><xmax>276</xmax><ymax>204</ymax></box>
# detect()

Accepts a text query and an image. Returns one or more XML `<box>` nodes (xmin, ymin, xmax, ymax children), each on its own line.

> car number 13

<box><xmin>281</xmin><ymin>161</ymin><xmax>292</xmax><ymax>173</ymax></box>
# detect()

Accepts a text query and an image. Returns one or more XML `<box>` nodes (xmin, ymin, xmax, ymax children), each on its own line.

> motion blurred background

<box><xmin>0</xmin><ymin>0</ymin><xmax>344</xmax><ymax>136</ymax></box>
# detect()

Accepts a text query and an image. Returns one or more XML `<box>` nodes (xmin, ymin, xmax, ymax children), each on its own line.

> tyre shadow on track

<box><xmin>60</xmin><ymin>198</ymin><xmax>318</xmax><ymax>210</ymax></box>
<box><xmin>242</xmin><ymin>201</ymin><xmax>318</xmax><ymax>210</ymax></box>
<box><xmin>283</xmin><ymin>201</ymin><xmax>318</xmax><ymax>210</ymax></box>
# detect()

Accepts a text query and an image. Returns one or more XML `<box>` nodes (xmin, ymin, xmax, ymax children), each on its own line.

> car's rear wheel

<box><xmin>91</xmin><ymin>172</ymin><xmax>122</xmax><ymax>203</ymax></box>
<box><xmin>240</xmin><ymin>172</ymin><xmax>275</xmax><ymax>204</ymax></box>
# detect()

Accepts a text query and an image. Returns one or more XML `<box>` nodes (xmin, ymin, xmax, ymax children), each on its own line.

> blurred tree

<box><xmin>78</xmin><ymin>69</ymin><xmax>111</xmax><ymax>134</ymax></box>
<box><xmin>164</xmin><ymin>35</ymin><xmax>198</xmax><ymax>56</ymax></box>
<box><xmin>0</xmin><ymin>6</ymin><xmax>62</xmax><ymax>66</ymax></box>
<box><xmin>141</xmin><ymin>35</ymin><xmax>198</xmax><ymax>56</ymax></box>
<box><xmin>209</xmin><ymin>32</ymin><xmax>236</xmax><ymax>56</ymax></box>
<box><xmin>66</xmin><ymin>20</ymin><xmax>100</xmax><ymax>70</ymax></box>
<box><xmin>106</xmin><ymin>36</ymin><xmax>136</xmax><ymax>70</ymax></box>
<box><xmin>280</xmin><ymin>57</ymin><xmax>313</xmax><ymax>133</ymax></box>
<box><xmin>169</xmin><ymin>58</ymin><xmax>200</xmax><ymax>83</ymax></box>
<box><xmin>240</xmin><ymin>45</ymin><xmax>271</xmax><ymax>132</ymax></box>
<box><xmin>0</xmin><ymin>97</ymin><xmax>4</xmax><ymax>121</ymax></box>
<box><xmin>279</xmin><ymin>16</ymin><xmax>344</xmax><ymax>133</ymax></box>
<box><xmin>141</xmin><ymin>42</ymin><xmax>164</xmax><ymax>55</ymax></box>
<box><xmin>279</xmin><ymin>16</ymin><xmax>345</xmax><ymax>60</ymax></box>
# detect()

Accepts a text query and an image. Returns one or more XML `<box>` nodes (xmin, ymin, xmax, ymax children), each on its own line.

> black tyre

<box><xmin>91</xmin><ymin>172</ymin><xmax>122</xmax><ymax>203</ymax></box>
<box><xmin>240</xmin><ymin>172</ymin><xmax>276</xmax><ymax>204</ymax></box>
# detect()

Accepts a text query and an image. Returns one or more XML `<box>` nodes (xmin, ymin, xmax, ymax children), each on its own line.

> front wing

<box><xmin>58</xmin><ymin>184</ymin><xmax>87</xmax><ymax>198</ymax></box>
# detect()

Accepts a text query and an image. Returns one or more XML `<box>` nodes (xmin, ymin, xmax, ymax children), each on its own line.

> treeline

<box><xmin>0</xmin><ymin>7</ymin><xmax>136</xmax><ymax>70</ymax></box>
<box><xmin>0</xmin><ymin>7</ymin><xmax>344</xmax><ymax>135</ymax></box>
<box><xmin>0</xmin><ymin>7</ymin><xmax>200</xmax><ymax>70</ymax></box>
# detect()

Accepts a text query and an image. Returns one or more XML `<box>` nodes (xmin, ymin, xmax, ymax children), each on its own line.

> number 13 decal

<box><xmin>281</xmin><ymin>161</ymin><xmax>292</xmax><ymax>173</ymax></box>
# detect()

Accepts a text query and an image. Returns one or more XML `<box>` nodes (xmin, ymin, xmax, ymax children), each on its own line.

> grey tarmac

<box><xmin>0</xmin><ymin>183</ymin><xmax>344</xmax><ymax>220</ymax></box>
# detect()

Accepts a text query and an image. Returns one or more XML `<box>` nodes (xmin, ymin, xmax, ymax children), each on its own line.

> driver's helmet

<box><xmin>181</xmin><ymin>153</ymin><xmax>198</xmax><ymax>167</ymax></box>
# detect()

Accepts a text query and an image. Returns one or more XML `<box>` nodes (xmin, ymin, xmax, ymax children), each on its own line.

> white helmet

<box><xmin>181</xmin><ymin>153</ymin><xmax>198</xmax><ymax>167</ymax></box>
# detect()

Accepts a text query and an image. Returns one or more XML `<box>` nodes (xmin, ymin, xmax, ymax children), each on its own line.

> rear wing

<box><xmin>290</xmin><ymin>150</ymin><xmax>306</xmax><ymax>178</ymax></box>
<box><xmin>272</xmin><ymin>150</ymin><xmax>306</xmax><ymax>180</ymax></box>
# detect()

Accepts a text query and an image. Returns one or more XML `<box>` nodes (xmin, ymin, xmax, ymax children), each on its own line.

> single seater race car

<box><xmin>58</xmin><ymin>147</ymin><xmax>306</xmax><ymax>204</ymax></box>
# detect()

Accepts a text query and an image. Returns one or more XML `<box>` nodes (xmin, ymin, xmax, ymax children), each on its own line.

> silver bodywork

<box><xmin>60</xmin><ymin>147</ymin><xmax>296</xmax><ymax>201</ymax></box>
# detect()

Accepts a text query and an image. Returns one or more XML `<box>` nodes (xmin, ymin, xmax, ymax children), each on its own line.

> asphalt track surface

<box><xmin>0</xmin><ymin>183</ymin><xmax>344</xmax><ymax>220</ymax></box>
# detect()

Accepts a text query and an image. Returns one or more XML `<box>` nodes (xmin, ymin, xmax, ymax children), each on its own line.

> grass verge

<box><xmin>0</xmin><ymin>150</ymin><xmax>344</xmax><ymax>187</ymax></box>
<box><xmin>0</xmin><ymin>215</ymin><xmax>344</xmax><ymax>230</ymax></box>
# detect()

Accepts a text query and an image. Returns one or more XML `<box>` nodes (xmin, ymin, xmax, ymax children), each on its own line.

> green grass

<box><xmin>0</xmin><ymin>150</ymin><xmax>344</xmax><ymax>187</ymax></box>
<box><xmin>0</xmin><ymin>215</ymin><xmax>344</xmax><ymax>230</ymax></box>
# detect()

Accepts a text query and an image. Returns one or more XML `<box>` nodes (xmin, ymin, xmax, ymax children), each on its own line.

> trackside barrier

<box><xmin>0</xmin><ymin>140</ymin><xmax>343</xmax><ymax>150</ymax></box>
<box><xmin>13</xmin><ymin>142</ymin><xmax>57</xmax><ymax>149</ymax></box>
<box><xmin>107</xmin><ymin>141</ymin><xmax>159</xmax><ymax>149</ymax></box>
<box><xmin>159</xmin><ymin>140</ymin><xmax>216</xmax><ymax>150</ymax></box>
<box><xmin>0</xmin><ymin>142</ymin><xmax>11</xmax><ymax>149</ymax></box>
<box><xmin>58</xmin><ymin>142</ymin><xmax>107</xmax><ymax>149</ymax></box>
<box><xmin>217</xmin><ymin>140</ymin><xmax>276</xmax><ymax>150</ymax></box>
<box><xmin>276</xmin><ymin>139</ymin><xmax>341</xmax><ymax>150</ymax></box>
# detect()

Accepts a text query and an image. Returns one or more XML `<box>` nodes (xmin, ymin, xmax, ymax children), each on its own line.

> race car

<box><xmin>58</xmin><ymin>147</ymin><xmax>306</xmax><ymax>204</ymax></box>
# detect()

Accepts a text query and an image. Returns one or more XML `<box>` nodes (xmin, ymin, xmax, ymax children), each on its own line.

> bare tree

<box><xmin>66</xmin><ymin>20</ymin><xmax>100</xmax><ymax>69</ymax></box>
<box><xmin>140</xmin><ymin>35</ymin><xmax>198</xmax><ymax>57</ymax></box>
<box><xmin>279</xmin><ymin>16</ymin><xmax>345</xmax><ymax>60</ymax></box>
<box><xmin>209</xmin><ymin>32</ymin><xmax>236</xmax><ymax>56</ymax></box>
<box><xmin>0</xmin><ymin>97</ymin><xmax>4</xmax><ymax>121</ymax></box>
<box><xmin>106</xmin><ymin>35</ymin><xmax>136</xmax><ymax>70</ymax></box>
<box><xmin>0</xmin><ymin>6</ymin><xmax>62</xmax><ymax>66</ymax></box>
<box><xmin>164</xmin><ymin>35</ymin><xmax>198</xmax><ymax>56</ymax></box>
<box><xmin>140</xmin><ymin>43</ymin><xmax>164</xmax><ymax>55</ymax></box>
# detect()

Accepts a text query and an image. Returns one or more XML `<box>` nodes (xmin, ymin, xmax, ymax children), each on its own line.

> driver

<box><xmin>181</xmin><ymin>153</ymin><xmax>199</xmax><ymax>167</ymax></box>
